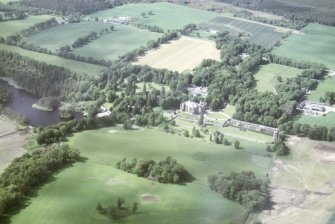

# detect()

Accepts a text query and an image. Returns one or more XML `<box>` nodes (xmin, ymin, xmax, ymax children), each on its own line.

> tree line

<box><xmin>116</xmin><ymin>156</ymin><xmax>192</xmax><ymax>184</ymax></box>
<box><xmin>208</xmin><ymin>171</ymin><xmax>269</xmax><ymax>211</ymax></box>
<box><xmin>216</xmin><ymin>0</ymin><xmax>335</xmax><ymax>26</ymax></box>
<box><xmin>18</xmin><ymin>0</ymin><xmax>160</xmax><ymax>15</ymax></box>
<box><xmin>0</xmin><ymin>144</ymin><xmax>80</xmax><ymax>220</ymax></box>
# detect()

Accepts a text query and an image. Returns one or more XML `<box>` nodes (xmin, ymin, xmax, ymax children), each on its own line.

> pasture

<box><xmin>273</xmin><ymin>23</ymin><xmax>335</xmax><ymax>70</ymax></box>
<box><xmin>0</xmin><ymin>44</ymin><xmax>106</xmax><ymax>76</ymax></box>
<box><xmin>11</xmin><ymin>128</ymin><xmax>272</xmax><ymax>224</ymax></box>
<box><xmin>133</xmin><ymin>36</ymin><xmax>221</xmax><ymax>72</ymax></box>
<box><xmin>0</xmin><ymin>15</ymin><xmax>53</xmax><ymax>38</ymax></box>
<box><xmin>22</xmin><ymin>22</ymin><xmax>112</xmax><ymax>51</ymax></box>
<box><xmin>308</xmin><ymin>77</ymin><xmax>335</xmax><ymax>102</ymax></box>
<box><xmin>74</xmin><ymin>26</ymin><xmax>161</xmax><ymax>61</ymax></box>
<box><xmin>203</xmin><ymin>16</ymin><xmax>288</xmax><ymax>48</ymax></box>
<box><xmin>90</xmin><ymin>2</ymin><xmax>218</xmax><ymax>30</ymax></box>
<box><xmin>254</xmin><ymin>63</ymin><xmax>302</xmax><ymax>93</ymax></box>
<box><xmin>257</xmin><ymin>137</ymin><xmax>335</xmax><ymax>224</ymax></box>
<box><xmin>294</xmin><ymin>112</ymin><xmax>335</xmax><ymax>130</ymax></box>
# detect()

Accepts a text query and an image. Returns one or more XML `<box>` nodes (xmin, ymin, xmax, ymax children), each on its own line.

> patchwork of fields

<box><xmin>0</xmin><ymin>44</ymin><xmax>106</xmax><ymax>76</ymax></box>
<box><xmin>133</xmin><ymin>36</ymin><xmax>221</xmax><ymax>72</ymax></box>
<box><xmin>273</xmin><ymin>23</ymin><xmax>335</xmax><ymax>70</ymax></box>
<box><xmin>254</xmin><ymin>63</ymin><xmax>302</xmax><ymax>93</ymax></box>
<box><xmin>90</xmin><ymin>2</ymin><xmax>218</xmax><ymax>30</ymax></box>
<box><xmin>22</xmin><ymin>22</ymin><xmax>113</xmax><ymax>51</ymax></box>
<box><xmin>202</xmin><ymin>16</ymin><xmax>288</xmax><ymax>48</ymax></box>
<box><xmin>0</xmin><ymin>15</ymin><xmax>53</xmax><ymax>38</ymax></box>
<box><xmin>74</xmin><ymin>26</ymin><xmax>162</xmax><ymax>61</ymax></box>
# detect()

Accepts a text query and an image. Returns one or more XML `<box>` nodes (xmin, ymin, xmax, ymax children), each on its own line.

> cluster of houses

<box><xmin>297</xmin><ymin>100</ymin><xmax>331</xmax><ymax>116</ymax></box>
<box><xmin>102</xmin><ymin>16</ymin><xmax>131</xmax><ymax>25</ymax></box>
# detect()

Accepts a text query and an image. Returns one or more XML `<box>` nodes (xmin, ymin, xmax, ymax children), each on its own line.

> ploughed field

<box><xmin>133</xmin><ymin>36</ymin><xmax>221</xmax><ymax>72</ymax></box>
<box><xmin>202</xmin><ymin>16</ymin><xmax>289</xmax><ymax>49</ymax></box>
<box><xmin>11</xmin><ymin>128</ymin><xmax>272</xmax><ymax>224</ymax></box>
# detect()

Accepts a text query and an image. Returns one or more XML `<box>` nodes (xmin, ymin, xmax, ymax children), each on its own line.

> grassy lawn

<box><xmin>173</xmin><ymin>116</ymin><xmax>273</xmax><ymax>144</ymax></box>
<box><xmin>273</xmin><ymin>23</ymin><xmax>335</xmax><ymax>70</ymax></box>
<box><xmin>223</xmin><ymin>105</ymin><xmax>236</xmax><ymax>118</ymax></box>
<box><xmin>294</xmin><ymin>112</ymin><xmax>335</xmax><ymax>129</ymax></box>
<box><xmin>0</xmin><ymin>15</ymin><xmax>53</xmax><ymax>38</ymax></box>
<box><xmin>11</xmin><ymin>128</ymin><xmax>272</xmax><ymax>224</ymax></box>
<box><xmin>206</xmin><ymin>112</ymin><xmax>228</xmax><ymax>120</ymax></box>
<box><xmin>208</xmin><ymin>126</ymin><xmax>274</xmax><ymax>144</ymax></box>
<box><xmin>0</xmin><ymin>44</ymin><xmax>106</xmax><ymax>76</ymax></box>
<box><xmin>308</xmin><ymin>77</ymin><xmax>335</xmax><ymax>101</ymax></box>
<box><xmin>74</xmin><ymin>26</ymin><xmax>161</xmax><ymax>61</ymax></box>
<box><xmin>90</xmin><ymin>2</ymin><xmax>218</xmax><ymax>30</ymax></box>
<box><xmin>254</xmin><ymin>64</ymin><xmax>302</xmax><ymax>93</ymax></box>
<box><xmin>22</xmin><ymin>22</ymin><xmax>112</xmax><ymax>51</ymax></box>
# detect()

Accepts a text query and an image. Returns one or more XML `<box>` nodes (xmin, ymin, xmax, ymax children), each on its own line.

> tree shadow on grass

<box><xmin>0</xmin><ymin>156</ymin><xmax>88</xmax><ymax>224</ymax></box>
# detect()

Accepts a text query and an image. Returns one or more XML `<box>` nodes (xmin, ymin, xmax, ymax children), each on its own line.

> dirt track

<box><xmin>250</xmin><ymin>137</ymin><xmax>335</xmax><ymax>224</ymax></box>
<box><xmin>0</xmin><ymin>119</ymin><xmax>27</xmax><ymax>173</ymax></box>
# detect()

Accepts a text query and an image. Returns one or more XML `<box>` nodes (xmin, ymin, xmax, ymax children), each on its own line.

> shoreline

<box><xmin>31</xmin><ymin>103</ymin><xmax>54</xmax><ymax>112</ymax></box>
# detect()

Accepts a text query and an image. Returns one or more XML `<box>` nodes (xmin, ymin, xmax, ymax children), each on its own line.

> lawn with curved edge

<box><xmin>11</xmin><ymin>127</ymin><xmax>272</xmax><ymax>224</ymax></box>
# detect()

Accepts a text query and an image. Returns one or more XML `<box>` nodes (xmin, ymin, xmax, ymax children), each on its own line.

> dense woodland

<box><xmin>216</xmin><ymin>0</ymin><xmax>335</xmax><ymax>26</ymax></box>
<box><xmin>0</xmin><ymin>51</ymin><xmax>89</xmax><ymax>100</ymax></box>
<box><xmin>208</xmin><ymin>171</ymin><xmax>269</xmax><ymax>211</ymax></box>
<box><xmin>18</xmin><ymin>0</ymin><xmax>159</xmax><ymax>15</ymax></box>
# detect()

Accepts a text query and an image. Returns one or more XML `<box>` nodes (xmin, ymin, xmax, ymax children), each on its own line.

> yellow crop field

<box><xmin>133</xmin><ymin>36</ymin><xmax>221</xmax><ymax>72</ymax></box>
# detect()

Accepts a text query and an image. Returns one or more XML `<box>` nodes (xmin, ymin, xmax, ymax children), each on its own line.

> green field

<box><xmin>0</xmin><ymin>44</ymin><xmax>106</xmax><ymax>76</ymax></box>
<box><xmin>203</xmin><ymin>16</ymin><xmax>288</xmax><ymax>48</ymax></box>
<box><xmin>22</xmin><ymin>22</ymin><xmax>112</xmax><ymax>51</ymax></box>
<box><xmin>74</xmin><ymin>26</ymin><xmax>161</xmax><ymax>61</ymax></box>
<box><xmin>254</xmin><ymin>63</ymin><xmax>302</xmax><ymax>93</ymax></box>
<box><xmin>294</xmin><ymin>112</ymin><xmax>335</xmax><ymax>129</ymax></box>
<box><xmin>308</xmin><ymin>77</ymin><xmax>335</xmax><ymax>101</ymax></box>
<box><xmin>11</xmin><ymin>128</ymin><xmax>272</xmax><ymax>224</ymax></box>
<box><xmin>273</xmin><ymin>23</ymin><xmax>335</xmax><ymax>70</ymax></box>
<box><xmin>90</xmin><ymin>2</ymin><xmax>218</xmax><ymax>30</ymax></box>
<box><xmin>0</xmin><ymin>15</ymin><xmax>53</xmax><ymax>38</ymax></box>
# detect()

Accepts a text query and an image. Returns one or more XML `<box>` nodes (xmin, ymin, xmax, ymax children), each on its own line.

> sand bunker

<box><xmin>108</xmin><ymin>130</ymin><xmax>117</xmax><ymax>134</ymax></box>
<box><xmin>106</xmin><ymin>177</ymin><xmax>127</xmax><ymax>186</ymax></box>
<box><xmin>141</xmin><ymin>194</ymin><xmax>161</xmax><ymax>203</ymax></box>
